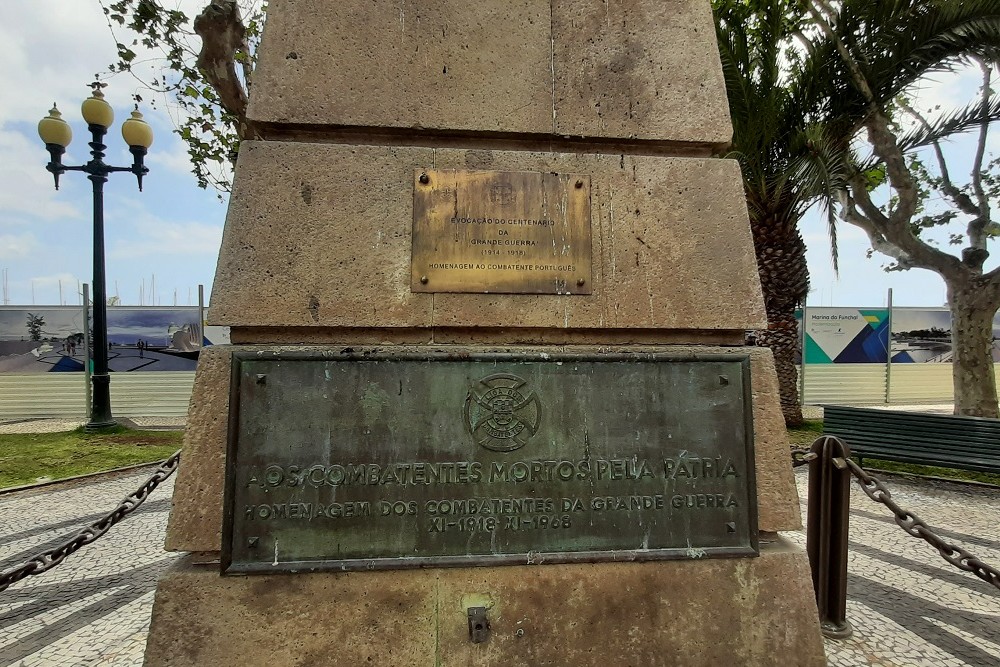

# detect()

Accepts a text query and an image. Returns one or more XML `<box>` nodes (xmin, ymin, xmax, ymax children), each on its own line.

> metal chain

<box><xmin>791</xmin><ymin>448</ymin><xmax>818</xmax><ymax>467</ymax></box>
<box><xmin>0</xmin><ymin>451</ymin><xmax>181</xmax><ymax>593</ymax></box>
<box><xmin>843</xmin><ymin>459</ymin><xmax>1000</xmax><ymax>592</ymax></box>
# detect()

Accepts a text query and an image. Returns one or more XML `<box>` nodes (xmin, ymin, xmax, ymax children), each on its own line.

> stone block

<box><xmin>209</xmin><ymin>142</ymin><xmax>436</xmax><ymax>329</ymax></box>
<box><xmin>551</xmin><ymin>0</ymin><xmax>732</xmax><ymax>143</ymax></box>
<box><xmin>144</xmin><ymin>538</ymin><xmax>825</xmax><ymax>666</ymax></box>
<box><xmin>165</xmin><ymin>344</ymin><xmax>799</xmax><ymax>553</ymax></box>
<box><xmin>247</xmin><ymin>0</ymin><xmax>732</xmax><ymax>145</ymax></box>
<box><xmin>248</xmin><ymin>0</ymin><xmax>553</xmax><ymax>134</ymax></box>
<box><xmin>209</xmin><ymin>142</ymin><xmax>766</xmax><ymax>332</ymax></box>
<box><xmin>164</xmin><ymin>345</ymin><xmax>231</xmax><ymax>552</ymax></box>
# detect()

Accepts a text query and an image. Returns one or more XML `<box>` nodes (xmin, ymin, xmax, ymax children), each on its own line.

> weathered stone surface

<box><xmin>144</xmin><ymin>538</ymin><xmax>824</xmax><ymax>667</ymax></box>
<box><xmin>551</xmin><ymin>0</ymin><xmax>732</xmax><ymax>144</ymax></box>
<box><xmin>226</xmin><ymin>326</ymin><xmax>746</xmax><ymax>347</ymax></box>
<box><xmin>209</xmin><ymin>142</ymin><xmax>436</xmax><ymax>330</ymax></box>
<box><xmin>209</xmin><ymin>142</ymin><xmax>766</xmax><ymax>332</ymax></box>
<box><xmin>248</xmin><ymin>0</ymin><xmax>553</xmax><ymax>134</ymax></box>
<box><xmin>247</xmin><ymin>1</ymin><xmax>731</xmax><ymax>145</ymax></box>
<box><xmin>163</xmin><ymin>345</ymin><xmax>231</xmax><ymax>552</ymax></box>
<box><xmin>749</xmin><ymin>348</ymin><xmax>802</xmax><ymax>532</ymax></box>
<box><xmin>165</xmin><ymin>344</ymin><xmax>798</xmax><ymax>553</ymax></box>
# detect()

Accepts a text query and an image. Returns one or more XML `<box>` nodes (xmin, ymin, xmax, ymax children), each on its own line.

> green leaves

<box><xmin>98</xmin><ymin>0</ymin><xmax>265</xmax><ymax>193</ymax></box>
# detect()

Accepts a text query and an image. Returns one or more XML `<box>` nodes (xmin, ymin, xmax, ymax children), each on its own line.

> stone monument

<box><xmin>144</xmin><ymin>1</ymin><xmax>827</xmax><ymax>664</ymax></box>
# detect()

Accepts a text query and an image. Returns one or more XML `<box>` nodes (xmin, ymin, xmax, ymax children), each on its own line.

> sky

<box><xmin>0</xmin><ymin>2</ymin><xmax>996</xmax><ymax>310</ymax></box>
<box><xmin>0</xmin><ymin>0</ymin><xmax>224</xmax><ymax>308</ymax></box>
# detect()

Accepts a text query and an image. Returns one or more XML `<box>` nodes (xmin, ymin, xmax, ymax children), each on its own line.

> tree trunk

<box><xmin>757</xmin><ymin>312</ymin><xmax>804</xmax><ymax>427</ymax></box>
<box><xmin>947</xmin><ymin>278</ymin><xmax>1000</xmax><ymax>418</ymax></box>
<box><xmin>749</xmin><ymin>212</ymin><xmax>809</xmax><ymax>428</ymax></box>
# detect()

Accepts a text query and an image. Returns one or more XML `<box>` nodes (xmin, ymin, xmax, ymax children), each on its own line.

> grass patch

<box><xmin>786</xmin><ymin>419</ymin><xmax>1000</xmax><ymax>486</ymax></box>
<box><xmin>0</xmin><ymin>427</ymin><xmax>182</xmax><ymax>489</ymax></box>
<box><xmin>787</xmin><ymin>419</ymin><xmax>825</xmax><ymax>448</ymax></box>
<box><xmin>855</xmin><ymin>458</ymin><xmax>1000</xmax><ymax>487</ymax></box>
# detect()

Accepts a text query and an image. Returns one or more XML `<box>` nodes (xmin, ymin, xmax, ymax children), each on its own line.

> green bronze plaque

<box><xmin>221</xmin><ymin>350</ymin><xmax>758</xmax><ymax>574</ymax></box>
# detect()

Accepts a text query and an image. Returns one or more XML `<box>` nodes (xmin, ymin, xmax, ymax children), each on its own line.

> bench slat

<box><xmin>821</xmin><ymin>405</ymin><xmax>1000</xmax><ymax>474</ymax></box>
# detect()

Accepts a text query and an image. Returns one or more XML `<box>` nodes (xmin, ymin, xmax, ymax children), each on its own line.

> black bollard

<box><xmin>806</xmin><ymin>435</ymin><xmax>853</xmax><ymax>639</ymax></box>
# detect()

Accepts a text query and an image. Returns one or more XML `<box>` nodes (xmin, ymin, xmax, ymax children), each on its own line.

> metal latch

<box><xmin>467</xmin><ymin>606</ymin><xmax>490</xmax><ymax>643</ymax></box>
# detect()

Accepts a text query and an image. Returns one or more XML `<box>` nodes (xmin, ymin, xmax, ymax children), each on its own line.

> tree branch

<box><xmin>969</xmin><ymin>55</ymin><xmax>993</xmax><ymax>249</ymax></box>
<box><xmin>983</xmin><ymin>265</ymin><xmax>1000</xmax><ymax>297</ymax></box>
<box><xmin>806</xmin><ymin>2</ymin><xmax>920</xmax><ymax>226</ymax></box>
<box><xmin>897</xmin><ymin>99</ymin><xmax>980</xmax><ymax>216</ymax></box>
<box><xmin>194</xmin><ymin>0</ymin><xmax>249</xmax><ymax>131</ymax></box>
<box><xmin>838</xmin><ymin>190</ymin><xmax>915</xmax><ymax>267</ymax></box>
<box><xmin>846</xmin><ymin>170</ymin><xmax>966</xmax><ymax>279</ymax></box>
<box><xmin>846</xmin><ymin>171</ymin><xmax>891</xmax><ymax>228</ymax></box>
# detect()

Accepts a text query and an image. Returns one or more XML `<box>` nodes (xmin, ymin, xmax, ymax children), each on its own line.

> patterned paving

<box><xmin>0</xmin><ymin>472</ymin><xmax>179</xmax><ymax>667</ymax></box>
<box><xmin>0</xmin><ymin>466</ymin><xmax>997</xmax><ymax>666</ymax></box>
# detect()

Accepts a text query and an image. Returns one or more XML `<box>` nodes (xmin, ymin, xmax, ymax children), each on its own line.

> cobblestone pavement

<box><xmin>0</xmin><ymin>470</ymin><xmax>180</xmax><ymax>667</ymax></box>
<box><xmin>0</xmin><ymin>465</ymin><xmax>997</xmax><ymax>666</ymax></box>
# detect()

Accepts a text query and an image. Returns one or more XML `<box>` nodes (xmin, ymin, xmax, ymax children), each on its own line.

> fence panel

<box><xmin>0</xmin><ymin>374</ymin><xmax>87</xmax><ymax>419</ymax></box>
<box><xmin>0</xmin><ymin>372</ymin><xmax>194</xmax><ymax>420</ymax></box>
<box><xmin>887</xmin><ymin>363</ymin><xmax>1000</xmax><ymax>405</ymax></box>
<box><xmin>801</xmin><ymin>364</ymin><xmax>887</xmax><ymax>405</ymax></box>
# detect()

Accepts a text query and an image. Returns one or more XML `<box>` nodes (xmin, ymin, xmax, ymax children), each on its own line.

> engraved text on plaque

<box><xmin>222</xmin><ymin>350</ymin><xmax>758</xmax><ymax>574</ymax></box>
<box><xmin>411</xmin><ymin>169</ymin><xmax>593</xmax><ymax>294</ymax></box>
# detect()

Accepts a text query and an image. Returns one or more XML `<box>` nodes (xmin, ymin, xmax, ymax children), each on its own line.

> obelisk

<box><xmin>144</xmin><ymin>1</ymin><xmax>826</xmax><ymax>664</ymax></box>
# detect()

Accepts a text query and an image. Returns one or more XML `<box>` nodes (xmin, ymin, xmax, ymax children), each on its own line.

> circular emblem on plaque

<box><xmin>464</xmin><ymin>373</ymin><xmax>541</xmax><ymax>452</ymax></box>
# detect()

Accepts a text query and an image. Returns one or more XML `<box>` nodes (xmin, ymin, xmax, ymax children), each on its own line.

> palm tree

<box><xmin>714</xmin><ymin>1</ymin><xmax>819</xmax><ymax>427</ymax></box>
<box><xmin>713</xmin><ymin>0</ymin><xmax>1000</xmax><ymax>425</ymax></box>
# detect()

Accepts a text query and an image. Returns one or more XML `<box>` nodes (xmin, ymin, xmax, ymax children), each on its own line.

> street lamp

<box><xmin>38</xmin><ymin>82</ymin><xmax>154</xmax><ymax>431</ymax></box>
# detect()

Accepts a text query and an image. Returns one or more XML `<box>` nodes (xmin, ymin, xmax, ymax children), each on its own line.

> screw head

<box><xmin>247</xmin><ymin>536</ymin><xmax>260</xmax><ymax>547</ymax></box>
<box><xmin>576</xmin><ymin>278</ymin><xmax>586</xmax><ymax>286</ymax></box>
<box><xmin>419</xmin><ymin>173</ymin><xmax>430</xmax><ymax>185</ymax></box>
<box><xmin>575</xmin><ymin>179</ymin><xmax>584</xmax><ymax>189</ymax></box>
<box><xmin>255</xmin><ymin>374</ymin><xmax>267</xmax><ymax>385</ymax></box>
<box><xmin>420</xmin><ymin>275</ymin><xmax>429</xmax><ymax>284</ymax></box>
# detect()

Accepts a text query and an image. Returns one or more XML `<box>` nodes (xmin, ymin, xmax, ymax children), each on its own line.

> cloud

<box><xmin>109</xmin><ymin>219</ymin><xmax>223</xmax><ymax>259</ymax></box>
<box><xmin>0</xmin><ymin>232</ymin><xmax>40</xmax><ymax>260</ymax></box>
<box><xmin>151</xmin><ymin>137</ymin><xmax>199</xmax><ymax>177</ymax></box>
<box><xmin>0</xmin><ymin>129</ymin><xmax>86</xmax><ymax>223</ymax></box>
<box><xmin>22</xmin><ymin>272</ymin><xmax>85</xmax><ymax>306</ymax></box>
<box><xmin>903</xmin><ymin>65</ymin><xmax>984</xmax><ymax>128</ymax></box>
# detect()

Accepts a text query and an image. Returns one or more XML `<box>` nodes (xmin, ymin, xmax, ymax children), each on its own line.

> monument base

<box><xmin>143</xmin><ymin>536</ymin><xmax>824</xmax><ymax>666</ymax></box>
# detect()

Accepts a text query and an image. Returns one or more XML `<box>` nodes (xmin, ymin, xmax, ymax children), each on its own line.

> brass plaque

<box><xmin>411</xmin><ymin>169</ymin><xmax>593</xmax><ymax>294</ymax></box>
<box><xmin>222</xmin><ymin>350</ymin><xmax>758</xmax><ymax>574</ymax></box>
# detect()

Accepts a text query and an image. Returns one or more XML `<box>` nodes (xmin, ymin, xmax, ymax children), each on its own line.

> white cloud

<box><xmin>0</xmin><ymin>231</ymin><xmax>39</xmax><ymax>260</ymax></box>
<box><xmin>25</xmin><ymin>272</ymin><xmax>85</xmax><ymax>306</ymax></box>
<box><xmin>109</xmin><ymin>219</ymin><xmax>223</xmax><ymax>259</ymax></box>
<box><xmin>0</xmin><ymin>129</ymin><xmax>86</xmax><ymax>223</ymax></box>
<box><xmin>151</xmin><ymin>137</ymin><xmax>198</xmax><ymax>177</ymax></box>
<box><xmin>903</xmin><ymin>65</ymin><xmax>984</xmax><ymax>128</ymax></box>
<box><xmin>0</xmin><ymin>4</ymin><xmax>118</xmax><ymax>126</ymax></box>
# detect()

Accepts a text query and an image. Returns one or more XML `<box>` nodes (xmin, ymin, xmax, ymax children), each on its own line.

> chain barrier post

<box><xmin>806</xmin><ymin>435</ymin><xmax>853</xmax><ymax>639</ymax></box>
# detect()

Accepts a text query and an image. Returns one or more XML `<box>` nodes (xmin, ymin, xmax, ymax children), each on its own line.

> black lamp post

<box><xmin>38</xmin><ymin>82</ymin><xmax>154</xmax><ymax>431</ymax></box>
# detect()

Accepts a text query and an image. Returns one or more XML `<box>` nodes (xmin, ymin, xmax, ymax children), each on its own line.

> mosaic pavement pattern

<box><xmin>0</xmin><ymin>465</ymin><xmax>997</xmax><ymax>666</ymax></box>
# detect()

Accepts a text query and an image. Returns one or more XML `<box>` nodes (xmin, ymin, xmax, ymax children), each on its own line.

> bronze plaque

<box><xmin>222</xmin><ymin>350</ymin><xmax>758</xmax><ymax>574</ymax></box>
<box><xmin>410</xmin><ymin>169</ymin><xmax>593</xmax><ymax>294</ymax></box>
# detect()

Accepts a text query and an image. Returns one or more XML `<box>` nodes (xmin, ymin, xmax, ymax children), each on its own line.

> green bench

<box><xmin>822</xmin><ymin>405</ymin><xmax>1000</xmax><ymax>474</ymax></box>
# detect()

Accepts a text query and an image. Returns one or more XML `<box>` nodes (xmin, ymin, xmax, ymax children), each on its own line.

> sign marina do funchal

<box><xmin>221</xmin><ymin>169</ymin><xmax>757</xmax><ymax>574</ymax></box>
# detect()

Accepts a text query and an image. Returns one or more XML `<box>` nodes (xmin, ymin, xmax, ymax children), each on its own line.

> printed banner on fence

<box><xmin>891</xmin><ymin>307</ymin><xmax>1000</xmax><ymax>363</ymax></box>
<box><xmin>0</xmin><ymin>306</ymin><xmax>229</xmax><ymax>374</ymax></box>
<box><xmin>802</xmin><ymin>307</ymin><xmax>890</xmax><ymax>364</ymax></box>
